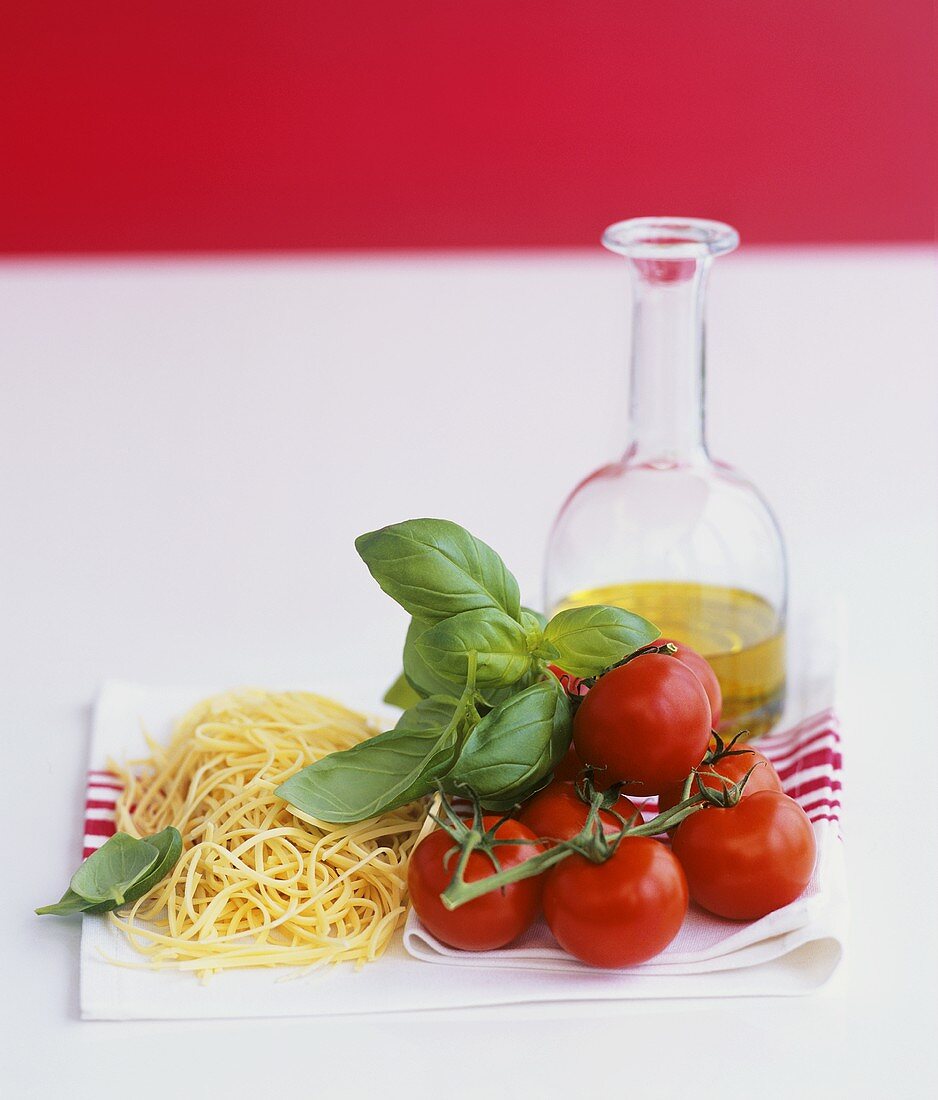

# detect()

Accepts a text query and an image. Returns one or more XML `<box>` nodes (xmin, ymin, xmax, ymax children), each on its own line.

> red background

<box><xmin>2</xmin><ymin>1</ymin><xmax>935</xmax><ymax>253</ymax></box>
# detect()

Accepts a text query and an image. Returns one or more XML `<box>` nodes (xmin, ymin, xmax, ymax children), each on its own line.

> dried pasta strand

<box><xmin>108</xmin><ymin>689</ymin><xmax>424</xmax><ymax>977</ymax></box>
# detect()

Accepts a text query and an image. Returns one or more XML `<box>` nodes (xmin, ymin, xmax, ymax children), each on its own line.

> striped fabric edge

<box><xmin>80</xmin><ymin>710</ymin><xmax>844</xmax><ymax>857</ymax></box>
<box><xmin>82</xmin><ymin>771</ymin><xmax>121</xmax><ymax>857</ymax></box>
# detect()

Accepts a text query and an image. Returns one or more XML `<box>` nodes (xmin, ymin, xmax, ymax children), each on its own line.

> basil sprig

<box><xmin>36</xmin><ymin>827</ymin><xmax>182</xmax><ymax>917</ymax></box>
<box><xmin>277</xmin><ymin>519</ymin><xmax>659</xmax><ymax>823</ymax></box>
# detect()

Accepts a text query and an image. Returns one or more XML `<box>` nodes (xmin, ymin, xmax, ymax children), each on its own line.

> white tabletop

<box><xmin>2</xmin><ymin>247</ymin><xmax>937</xmax><ymax>1097</ymax></box>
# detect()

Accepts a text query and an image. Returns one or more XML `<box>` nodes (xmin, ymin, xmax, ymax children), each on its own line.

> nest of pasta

<box><xmin>110</xmin><ymin>690</ymin><xmax>425</xmax><ymax>976</ymax></box>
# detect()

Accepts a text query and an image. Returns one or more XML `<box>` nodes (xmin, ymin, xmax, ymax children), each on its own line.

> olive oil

<box><xmin>554</xmin><ymin>581</ymin><xmax>785</xmax><ymax>739</ymax></box>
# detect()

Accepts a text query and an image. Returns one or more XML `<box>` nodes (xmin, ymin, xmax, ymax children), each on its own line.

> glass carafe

<box><xmin>544</xmin><ymin>217</ymin><xmax>787</xmax><ymax>738</ymax></box>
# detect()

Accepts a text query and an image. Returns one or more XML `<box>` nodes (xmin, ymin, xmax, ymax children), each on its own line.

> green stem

<box><xmin>621</xmin><ymin>795</ymin><xmax>707</xmax><ymax>837</ymax></box>
<box><xmin>580</xmin><ymin>641</ymin><xmax>677</xmax><ymax>690</ymax></box>
<box><xmin>441</xmin><ymin>843</ymin><xmax>571</xmax><ymax>910</ymax></box>
<box><xmin>449</xmin><ymin>828</ymin><xmax>483</xmax><ymax>885</ymax></box>
<box><xmin>441</xmin><ymin>788</ymin><xmax>707</xmax><ymax>910</ymax></box>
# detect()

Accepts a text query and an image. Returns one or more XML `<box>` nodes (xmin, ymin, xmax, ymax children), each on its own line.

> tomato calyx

<box><xmin>670</xmin><ymin>733</ymin><xmax>764</xmax><ymax>807</ymax></box>
<box><xmin>572</xmin><ymin>771</ymin><xmax>641</xmax><ymax>829</ymax></box>
<box><xmin>432</xmin><ymin>789</ymin><xmax>570</xmax><ymax>912</ymax></box>
<box><xmin>705</xmin><ymin>729</ymin><xmax>755</xmax><ymax>767</ymax></box>
<box><xmin>427</xmin><ymin>789</ymin><xmax>549</xmax><ymax>895</ymax></box>
<box><xmin>691</xmin><ymin>762</ymin><xmax>763</xmax><ymax>809</ymax></box>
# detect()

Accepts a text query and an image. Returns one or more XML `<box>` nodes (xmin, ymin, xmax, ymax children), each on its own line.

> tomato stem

<box><xmin>579</xmin><ymin>641</ymin><xmax>678</xmax><ymax>692</ymax></box>
<box><xmin>439</xmin><ymin>786</ymin><xmax>704</xmax><ymax>910</ymax></box>
<box><xmin>433</xmin><ymin>763</ymin><xmax>760</xmax><ymax>911</ymax></box>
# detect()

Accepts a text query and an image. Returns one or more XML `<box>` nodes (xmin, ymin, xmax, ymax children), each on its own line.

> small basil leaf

<box><xmin>416</xmin><ymin>608</ymin><xmax>531</xmax><ymax>687</ymax></box>
<box><xmin>355</xmin><ymin>519</ymin><xmax>522</xmax><ymax>625</ymax></box>
<box><xmin>521</xmin><ymin>606</ymin><xmax>548</xmax><ymax>631</ymax></box>
<box><xmin>276</xmin><ymin>693</ymin><xmax>469</xmax><ymax>824</ymax></box>
<box><xmin>447</xmin><ymin>679</ymin><xmax>570</xmax><ymax>807</ymax></box>
<box><xmin>122</xmin><ymin>827</ymin><xmax>183</xmax><ymax>904</ymax></box>
<box><xmin>520</xmin><ymin>606</ymin><xmax>556</xmax><ymax>660</ymax></box>
<box><xmin>383</xmin><ymin>672</ymin><xmax>423</xmax><ymax>709</ymax></box>
<box><xmin>543</xmin><ymin>605</ymin><xmax>660</xmax><ymax>677</ymax></box>
<box><xmin>69</xmin><ymin>833</ymin><xmax>160</xmax><ymax>905</ymax></box>
<box><xmin>403</xmin><ymin>617</ymin><xmax>461</xmax><ymax>698</ymax></box>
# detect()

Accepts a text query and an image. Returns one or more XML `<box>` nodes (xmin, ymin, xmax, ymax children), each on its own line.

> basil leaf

<box><xmin>393</xmin><ymin>695</ymin><xmax>459</xmax><ymax>732</ymax></box>
<box><xmin>543</xmin><ymin>605</ymin><xmax>660</xmax><ymax>677</ymax></box>
<box><xmin>35</xmin><ymin>889</ymin><xmax>103</xmax><ymax>917</ymax></box>
<box><xmin>475</xmin><ymin>666</ymin><xmax>541</xmax><ymax>708</ymax></box>
<box><xmin>37</xmin><ymin>827</ymin><xmax>183</xmax><ymax>916</ymax></box>
<box><xmin>383</xmin><ymin>671</ymin><xmax>422</xmax><ymax>709</ymax></box>
<box><xmin>447</xmin><ymin>679</ymin><xmax>571</xmax><ymax>808</ymax></box>
<box><xmin>355</xmin><ymin>519</ymin><xmax>522</xmax><ymax>625</ymax></box>
<box><xmin>416</xmin><ymin>608</ymin><xmax>532</xmax><ymax>688</ymax></box>
<box><xmin>402</xmin><ymin>617</ymin><xmax>460</xmax><ymax>698</ymax></box>
<box><xmin>122</xmin><ymin>826</ymin><xmax>183</xmax><ymax>904</ymax></box>
<box><xmin>69</xmin><ymin>833</ymin><xmax>160</xmax><ymax>906</ymax></box>
<box><xmin>276</xmin><ymin>693</ymin><xmax>468</xmax><ymax>824</ymax></box>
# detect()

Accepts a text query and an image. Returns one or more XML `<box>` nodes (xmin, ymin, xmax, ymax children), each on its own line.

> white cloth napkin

<box><xmin>79</xmin><ymin>669</ymin><xmax>847</xmax><ymax>1020</ymax></box>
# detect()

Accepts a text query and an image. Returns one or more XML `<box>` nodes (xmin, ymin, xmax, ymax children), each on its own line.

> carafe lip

<box><xmin>603</xmin><ymin>217</ymin><xmax>739</xmax><ymax>260</ymax></box>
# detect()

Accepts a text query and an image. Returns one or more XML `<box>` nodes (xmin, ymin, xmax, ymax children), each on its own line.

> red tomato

<box><xmin>518</xmin><ymin>777</ymin><xmax>641</xmax><ymax>844</ymax></box>
<box><xmin>573</xmin><ymin>652</ymin><xmax>711</xmax><ymax>795</ymax></box>
<box><xmin>656</xmin><ymin>746</ymin><xmax>783</xmax><ymax>825</ymax></box>
<box><xmin>552</xmin><ymin>745</ymin><xmax>585</xmax><ymax>782</ymax></box>
<box><xmin>656</xmin><ymin>639</ymin><xmax>722</xmax><ymax>727</ymax></box>
<box><xmin>672</xmin><ymin>791</ymin><xmax>816</xmax><ymax>920</ymax></box>
<box><xmin>407</xmin><ymin>817</ymin><xmax>544</xmax><ymax>951</ymax></box>
<box><xmin>544</xmin><ymin>837</ymin><xmax>688</xmax><ymax>967</ymax></box>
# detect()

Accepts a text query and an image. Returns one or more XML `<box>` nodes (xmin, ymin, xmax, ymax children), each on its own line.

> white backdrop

<box><xmin>2</xmin><ymin>247</ymin><xmax>936</xmax><ymax>1096</ymax></box>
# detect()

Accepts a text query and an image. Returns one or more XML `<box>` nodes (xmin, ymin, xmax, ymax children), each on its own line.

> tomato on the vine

<box><xmin>671</xmin><ymin>790</ymin><xmax>816</xmax><ymax>920</ymax></box>
<box><xmin>656</xmin><ymin>639</ymin><xmax>722</xmax><ymax>727</ymax></box>
<box><xmin>518</xmin><ymin>777</ymin><xmax>641</xmax><ymax>844</ymax></box>
<box><xmin>543</xmin><ymin>837</ymin><xmax>688</xmax><ymax>967</ymax></box>
<box><xmin>407</xmin><ymin>817</ymin><xmax>544</xmax><ymax>951</ymax></box>
<box><xmin>656</xmin><ymin>745</ymin><xmax>782</xmax><ymax>824</ymax></box>
<box><xmin>573</xmin><ymin>652</ymin><xmax>711</xmax><ymax>795</ymax></box>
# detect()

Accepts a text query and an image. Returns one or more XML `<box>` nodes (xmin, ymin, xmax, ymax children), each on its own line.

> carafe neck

<box><xmin>602</xmin><ymin>217</ymin><xmax>738</xmax><ymax>468</ymax></box>
<box><xmin>625</xmin><ymin>260</ymin><xmax>709</xmax><ymax>465</ymax></box>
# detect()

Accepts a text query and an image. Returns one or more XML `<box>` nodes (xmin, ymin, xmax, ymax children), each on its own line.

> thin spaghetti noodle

<box><xmin>109</xmin><ymin>689</ymin><xmax>425</xmax><ymax>975</ymax></box>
